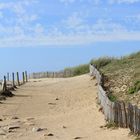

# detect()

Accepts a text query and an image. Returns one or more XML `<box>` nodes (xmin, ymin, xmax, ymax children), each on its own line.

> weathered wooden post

<box><xmin>69</xmin><ymin>70</ymin><xmax>71</xmax><ymax>77</ymax></box>
<box><xmin>12</xmin><ymin>72</ymin><xmax>15</xmax><ymax>87</ymax></box>
<box><xmin>16</xmin><ymin>72</ymin><xmax>20</xmax><ymax>86</ymax></box>
<box><xmin>25</xmin><ymin>71</ymin><xmax>28</xmax><ymax>82</ymax></box>
<box><xmin>3</xmin><ymin>76</ymin><xmax>7</xmax><ymax>91</ymax></box>
<box><xmin>70</xmin><ymin>70</ymin><xmax>72</xmax><ymax>77</ymax></box>
<box><xmin>7</xmin><ymin>73</ymin><xmax>9</xmax><ymax>81</ymax></box>
<box><xmin>64</xmin><ymin>70</ymin><xmax>66</xmax><ymax>78</ymax></box>
<box><xmin>22</xmin><ymin>72</ymin><xmax>25</xmax><ymax>84</ymax></box>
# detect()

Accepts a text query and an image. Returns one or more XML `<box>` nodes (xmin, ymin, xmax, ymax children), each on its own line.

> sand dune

<box><xmin>0</xmin><ymin>75</ymin><xmax>133</xmax><ymax>140</ymax></box>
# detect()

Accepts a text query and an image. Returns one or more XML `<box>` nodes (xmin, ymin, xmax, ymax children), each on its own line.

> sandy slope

<box><xmin>0</xmin><ymin>74</ymin><xmax>134</xmax><ymax>140</ymax></box>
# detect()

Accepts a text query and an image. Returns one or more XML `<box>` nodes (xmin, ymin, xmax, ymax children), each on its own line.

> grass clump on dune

<box><xmin>90</xmin><ymin>57</ymin><xmax>115</xmax><ymax>69</ymax></box>
<box><xmin>64</xmin><ymin>64</ymin><xmax>89</xmax><ymax>76</ymax></box>
<box><xmin>128</xmin><ymin>80</ymin><xmax>140</xmax><ymax>94</ymax></box>
<box><xmin>90</xmin><ymin>51</ymin><xmax>140</xmax><ymax>105</ymax></box>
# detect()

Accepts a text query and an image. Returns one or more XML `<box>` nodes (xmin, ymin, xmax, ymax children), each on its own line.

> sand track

<box><xmin>0</xmin><ymin>74</ymin><xmax>133</xmax><ymax>140</ymax></box>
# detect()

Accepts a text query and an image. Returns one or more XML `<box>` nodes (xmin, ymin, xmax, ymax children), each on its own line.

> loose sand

<box><xmin>0</xmin><ymin>74</ymin><xmax>134</xmax><ymax>140</ymax></box>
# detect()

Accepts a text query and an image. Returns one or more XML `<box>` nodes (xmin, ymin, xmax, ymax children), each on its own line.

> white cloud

<box><xmin>0</xmin><ymin>2</ymin><xmax>12</xmax><ymax>10</ymax></box>
<box><xmin>0</xmin><ymin>17</ymin><xmax>139</xmax><ymax>47</ymax></box>
<box><xmin>0</xmin><ymin>0</ymin><xmax>140</xmax><ymax>47</ymax></box>
<box><xmin>59</xmin><ymin>0</ymin><xmax>77</xmax><ymax>5</ymax></box>
<box><xmin>59</xmin><ymin>0</ymin><xmax>101</xmax><ymax>5</ymax></box>
<box><xmin>17</xmin><ymin>14</ymin><xmax>38</xmax><ymax>26</ymax></box>
<box><xmin>48</xmin><ymin>27</ymin><xmax>63</xmax><ymax>36</ymax></box>
<box><xmin>63</xmin><ymin>12</ymin><xmax>84</xmax><ymax>29</ymax></box>
<box><xmin>0</xmin><ymin>0</ymin><xmax>39</xmax><ymax>39</ymax></box>
<box><xmin>0</xmin><ymin>24</ymin><xmax>25</xmax><ymax>38</ymax></box>
<box><xmin>91</xmin><ymin>19</ymin><xmax>127</xmax><ymax>33</ymax></box>
<box><xmin>0</xmin><ymin>8</ymin><xmax>139</xmax><ymax>47</ymax></box>
<box><xmin>126</xmin><ymin>14</ymin><xmax>140</xmax><ymax>23</ymax></box>
<box><xmin>0</xmin><ymin>0</ymin><xmax>38</xmax><ymax>11</ymax></box>
<box><xmin>109</xmin><ymin>0</ymin><xmax>140</xmax><ymax>4</ymax></box>
<box><xmin>60</xmin><ymin>0</ymin><xmax>140</xmax><ymax>5</ymax></box>
<box><xmin>87</xmin><ymin>0</ymin><xmax>101</xmax><ymax>4</ymax></box>
<box><xmin>0</xmin><ymin>31</ymin><xmax>140</xmax><ymax>47</ymax></box>
<box><xmin>0</xmin><ymin>11</ymin><xmax>3</xmax><ymax>19</ymax></box>
<box><xmin>60</xmin><ymin>0</ymin><xmax>75</xmax><ymax>4</ymax></box>
<box><xmin>62</xmin><ymin>15</ymin><xmax>127</xmax><ymax>34</ymax></box>
<box><xmin>34</xmin><ymin>24</ymin><xmax>45</xmax><ymax>36</ymax></box>
<box><xmin>0</xmin><ymin>1</ymin><xmax>38</xmax><ymax>23</ymax></box>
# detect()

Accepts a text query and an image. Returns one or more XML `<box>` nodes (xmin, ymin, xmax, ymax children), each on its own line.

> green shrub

<box><xmin>104</xmin><ymin>122</ymin><xmax>118</xmax><ymax>129</ymax></box>
<box><xmin>128</xmin><ymin>80</ymin><xmax>140</xmax><ymax>94</ymax></box>
<box><xmin>135</xmin><ymin>81</ymin><xmax>140</xmax><ymax>91</ymax></box>
<box><xmin>128</xmin><ymin>87</ymin><xmax>135</xmax><ymax>94</ymax></box>
<box><xmin>108</xmin><ymin>93</ymin><xmax>117</xmax><ymax>102</ymax></box>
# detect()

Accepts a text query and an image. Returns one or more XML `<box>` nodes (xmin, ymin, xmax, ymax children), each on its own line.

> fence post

<box><xmin>16</xmin><ymin>72</ymin><xmax>20</xmax><ymax>86</ymax></box>
<box><xmin>25</xmin><ymin>71</ymin><xmax>28</xmax><ymax>82</ymax></box>
<box><xmin>63</xmin><ymin>71</ymin><xmax>65</xmax><ymax>78</ymax></box>
<box><xmin>69</xmin><ymin>70</ymin><xmax>70</xmax><ymax>77</ymax></box>
<box><xmin>7</xmin><ymin>73</ymin><xmax>9</xmax><ymax>81</ymax></box>
<box><xmin>22</xmin><ymin>72</ymin><xmax>25</xmax><ymax>84</ymax></box>
<box><xmin>3</xmin><ymin>76</ymin><xmax>7</xmax><ymax>91</ymax></box>
<box><xmin>12</xmin><ymin>72</ymin><xmax>15</xmax><ymax>87</ymax></box>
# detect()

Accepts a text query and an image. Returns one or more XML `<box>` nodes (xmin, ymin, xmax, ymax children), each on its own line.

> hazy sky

<box><xmin>0</xmin><ymin>0</ymin><xmax>140</xmax><ymax>78</ymax></box>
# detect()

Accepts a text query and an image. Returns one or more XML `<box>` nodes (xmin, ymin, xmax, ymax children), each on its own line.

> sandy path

<box><xmin>0</xmin><ymin>74</ymin><xmax>134</xmax><ymax>140</ymax></box>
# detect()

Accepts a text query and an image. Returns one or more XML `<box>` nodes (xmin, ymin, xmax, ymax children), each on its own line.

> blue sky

<box><xmin>0</xmin><ymin>0</ymin><xmax>140</xmax><ymax>78</ymax></box>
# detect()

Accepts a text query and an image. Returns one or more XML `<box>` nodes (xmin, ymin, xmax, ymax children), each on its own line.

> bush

<box><xmin>128</xmin><ymin>87</ymin><xmax>135</xmax><ymax>94</ymax></box>
<box><xmin>128</xmin><ymin>80</ymin><xmax>140</xmax><ymax>94</ymax></box>
<box><xmin>108</xmin><ymin>93</ymin><xmax>117</xmax><ymax>102</ymax></box>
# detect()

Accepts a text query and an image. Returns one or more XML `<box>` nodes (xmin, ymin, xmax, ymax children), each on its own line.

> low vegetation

<box><xmin>64</xmin><ymin>64</ymin><xmax>89</xmax><ymax>77</ymax></box>
<box><xmin>108</xmin><ymin>93</ymin><xmax>117</xmax><ymax>102</ymax></box>
<box><xmin>31</xmin><ymin>51</ymin><xmax>140</xmax><ymax>106</ymax></box>
<box><xmin>91</xmin><ymin>51</ymin><xmax>140</xmax><ymax>106</ymax></box>
<box><xmin>104</xmin><ymin>122</ymin><xmax>118</xmax><ymax>129</ymax></box>
<box><xmin>90</xmin><ymin>57</ymin><xmax>115</xmax><ymax>69</ymax></box>
<box><xmin>128</xmin><ymin>80</ymin><xmax>140</xmax><ymax>94</ymax></box>
<box><xmin>135</xmin><ymin>137</ymin><xmax>140</xmax><ymax>140</ymax></box>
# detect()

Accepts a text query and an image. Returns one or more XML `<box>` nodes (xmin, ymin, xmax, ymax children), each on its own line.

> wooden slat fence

<box><xmin>90</xmin><ymin>64</ymin><xmax>140</xmax><ymax>135</ymax></box>
<box><xmin>30</xmin><ymin>70</ymin><xmax>74</xmax><ymax>79</ymax></box>
<box><xmin>0</xmin><ymin>71</ymin><xmax>28</xmax><ymax>94</ymax></box>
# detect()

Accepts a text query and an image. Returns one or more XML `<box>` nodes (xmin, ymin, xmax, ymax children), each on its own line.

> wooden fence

<box><xmin>30</xmin><ymin>70</ymin><xmax>73</xmax><ymax>79</ymax></box>
<box><xmin>0</xmin><ymin>71</ymin><xmax>28</xmax><ymax>94</ymax></box>
<box><xmin>90</xmin><ymin>64</ymin><xmax>140</xmax><ymax>135</ymax></box>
